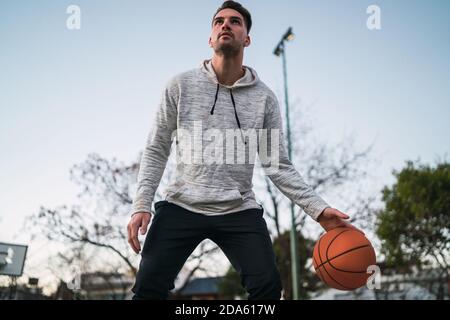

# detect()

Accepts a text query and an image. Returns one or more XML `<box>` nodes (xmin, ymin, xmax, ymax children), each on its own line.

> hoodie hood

<box><xmin>200</xmin><ymin>59</ymin><xmax>259</xmax><ymax>89</ymax></box>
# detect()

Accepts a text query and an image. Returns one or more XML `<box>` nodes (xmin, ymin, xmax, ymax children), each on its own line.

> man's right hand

<box><xmin>127</xmin><ymin>212</ymin><xmax>152</xmax><ymax>254</ymax></box>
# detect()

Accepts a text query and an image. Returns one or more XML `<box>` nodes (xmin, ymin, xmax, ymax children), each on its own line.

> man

<box><xmin>128</xmin><ymin>1</ymin><xmax>359</xmax><ymax>300</ymax></box>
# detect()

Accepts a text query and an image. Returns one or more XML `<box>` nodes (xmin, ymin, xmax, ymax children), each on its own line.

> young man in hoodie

<box><xmin>128</xmin><ymin>1</ymin><xmax>360</xmax><ymax>300</ymax></box>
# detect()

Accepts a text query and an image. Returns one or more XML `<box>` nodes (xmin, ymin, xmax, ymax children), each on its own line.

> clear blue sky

<box><xmin>0</xmin><ymin>0</ymin><xmax>449</xmax><ymax>284</ymax></box>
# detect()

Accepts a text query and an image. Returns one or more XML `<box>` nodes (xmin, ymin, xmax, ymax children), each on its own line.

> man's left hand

<box><xmin>317</xmin><ymin>207</ymin><xmax>364</xmax><ymax>234</ymax></box>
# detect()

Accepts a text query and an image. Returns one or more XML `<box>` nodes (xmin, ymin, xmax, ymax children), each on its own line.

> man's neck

<box><xmin>211</xmin><ymin>55</ymin><xmax>245</xmax><ymax>86</ymax></box>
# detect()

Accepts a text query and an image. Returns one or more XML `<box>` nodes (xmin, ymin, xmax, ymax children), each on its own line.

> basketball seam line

<box><xmin>317</xmin><ymin>262</ymin><xmax>353</xmax><ymax>291</ymax></box>
<box><xmin>316</xmin><ymin>229</ymin><xmax>352</xmax><ymax>290</ymax></box>
<box><xmin>317</xmin><ymin>244</ymin><xmax>372</xmax><ymax>271</ymax></box>
<box><xmin>324</xmin><ymin>228</ymin><xmax>370</xmax><ymax>272</ymax></box>
<box><xmin>313</xmin><ymin>255</ymin><xmax>326</xmax><ymax>282</ymax></box>
<box><xmin>317</xmin><ymin>228</ymin><xmax>348</xmax><ymax>265</ymax></box>
<box><xmin>327</xmin><ymin>245</ymin><xmax>373</xmax><ymax>274</ymax></box>
<box><xmin>325</xmin><ymin>229</ymin><xmax>351</xmax><ymax>265</ymax></box>
<box><xmin>313</xmin><ymin>242</ymin><xmax>325</xmax><ymax>281</ymax></box>
<box><xmin>318</xmin><ymin>228</ymin><xmax>350</xmax><ymax>267</ymax></box>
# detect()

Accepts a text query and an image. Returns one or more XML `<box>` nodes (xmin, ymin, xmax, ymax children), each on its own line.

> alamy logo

<box><xmin>171</xmin><ymin>121</ymin><xmax>281</xmax><ymax>174</ymax></box>
<box><xmin>366</xmin><ymin>265</ymin><xmax>381</xmax><ymax>290</ymax></box>
<box><xmin>5</xmin><ymin>248</ymin><xmax>14</xmax><ymax>264</ymax></box>
<box><xmin>67</xmin><ymin>265</ymin><xmax>82</xmax><ymax>291</ymax></box>
<box><xmin>66</xmin><ymin>5</ymin><xmax>81</xmax><ymax>30</ymax></box>
<box><xmin>0</xmin><ymin>248</ymin><xmax>14</xmax><ymax>265</ymax></box>
<box><xmin>367</xmin><ymin>5</ymin><xmax>382</xmax><ymax>30</ymax></box>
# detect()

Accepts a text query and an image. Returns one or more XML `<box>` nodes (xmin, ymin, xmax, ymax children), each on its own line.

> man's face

<box><xmin>209</xmin><ymin>8</ymin><xmax>251</xmax><ymax>57</ymax></box>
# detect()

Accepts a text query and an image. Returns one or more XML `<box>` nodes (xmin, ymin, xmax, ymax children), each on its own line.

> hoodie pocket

<box><xmin>167</xmin><ymin>183</ymin><xmax>244</xmax><ymax>212</ymax></box>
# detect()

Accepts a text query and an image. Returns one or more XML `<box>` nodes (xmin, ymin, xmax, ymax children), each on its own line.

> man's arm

<box><xmin>258</xmin><ymin>93</ymin><xmax>363</xmax><ymax>233</ymax></box>
<box><xmin>132</xmin><ymin>79</ymin><xmax>178</xmax><ymax>216</ymax></box>
<box><xmin>128</xmin><ymin>79</ymin><xmax>178</xmax><ymax>253</ymax></box>
<box><xmin>258</xmin><ymin>92</ymin><xmax>330</xmax><ymax>221</ymax></box>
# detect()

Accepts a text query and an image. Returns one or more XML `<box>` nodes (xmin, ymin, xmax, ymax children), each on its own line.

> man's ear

<box><xmin>244</xmin><ymin>36</ymin><xmax>251</xmax><ymax>47</ymax></box>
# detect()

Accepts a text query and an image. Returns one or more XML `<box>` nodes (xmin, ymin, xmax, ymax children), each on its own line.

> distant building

<box><xmin>54</xmin><ymin>272</ymin><xmax>134</xmax><ymax>300</ymax></box>
<box><xmin>0</xmin><ymin>277</ymin><xmax>49</xmax><ymax>300</ymax></box>
<box><xmin>0</xmin><ymin>284</ymin><xmax>49</xmax><ymax>300</ymax></box>
<box><xmin>172</xmin><ymin>277</ymin><xmax>224</xmax><ymax>300</ymax></box>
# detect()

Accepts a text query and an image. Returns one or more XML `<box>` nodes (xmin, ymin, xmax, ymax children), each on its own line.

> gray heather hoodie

<box><xmin>132</xmin><ymin>59</ymin><xmax>330</xmax><ymax>220</ymax></box>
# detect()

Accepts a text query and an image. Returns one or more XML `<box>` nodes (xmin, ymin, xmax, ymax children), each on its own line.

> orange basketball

<box><xmin>312</xmin><ymin>227</ymin><xmax>376</xmax><ymax>291</ymax></box>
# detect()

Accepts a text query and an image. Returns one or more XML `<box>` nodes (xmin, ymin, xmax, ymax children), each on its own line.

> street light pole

<box><xmin>273</xmin><ymin>27</ymin><xmax>300</xmax><ymax>300</ymax></box>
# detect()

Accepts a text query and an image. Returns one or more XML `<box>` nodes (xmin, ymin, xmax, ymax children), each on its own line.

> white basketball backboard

<box><xmin>0</xmin><ymin>242</ymin><xmax>28</xmax><ymax>277</ymax></box>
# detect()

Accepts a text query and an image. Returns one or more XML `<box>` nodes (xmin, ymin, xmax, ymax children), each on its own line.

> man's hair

<box><xmin>212</xmin><ymin>1</ymin><xmax>252</xmax><ymax>34</ymax></box>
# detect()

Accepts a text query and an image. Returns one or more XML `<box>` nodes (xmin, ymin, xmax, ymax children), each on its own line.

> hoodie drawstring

<box><xmin>229</xmin><ymin>90</ymin><xmax>247</xmax><ymax>145</ymax></box>
<box><xmin>210</xmin><ymin>85</ymin><xmax>247</xmax><ymax>145</ymax></box>
<box><xmin>210</xmin><ymin>84</ymin><xmax>220</xmax><ymax>115</ymax></box>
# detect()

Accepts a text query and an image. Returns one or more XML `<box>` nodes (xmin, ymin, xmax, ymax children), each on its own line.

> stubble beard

<box><xmin>214</xmin><ymin>41</ymin><xmax>241</xmax><ymax>58</ymax></box>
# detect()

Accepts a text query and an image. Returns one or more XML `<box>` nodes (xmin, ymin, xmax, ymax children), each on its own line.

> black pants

<box><xmin>131</xmin><ymin>200</ymin><xmax>282</xmax><ymax>300</ymax></box>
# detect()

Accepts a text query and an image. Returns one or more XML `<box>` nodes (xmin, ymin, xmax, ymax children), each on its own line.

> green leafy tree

<box><xmin>217</xmin><ymin>268</ymin><xmax>247</xmax><ymax>299</ymax></box>
<box><xmin>376</xmin><ymin>160</ymin><xmax>449</xmax><ymax>298</ymax></box>
<box><xmin>273</xmin><ymin>231</ymin><xmax>324</xmax><ymax>299</ymax></box>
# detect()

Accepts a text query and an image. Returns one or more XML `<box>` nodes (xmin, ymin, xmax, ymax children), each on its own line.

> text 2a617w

<box><xmin>218</xmin><ymin>304</ymin><xmax>276</xmax><ymax>315</ymax></box>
